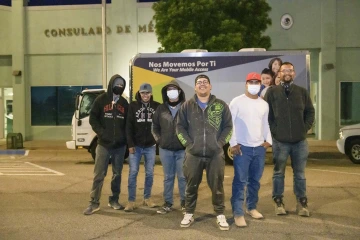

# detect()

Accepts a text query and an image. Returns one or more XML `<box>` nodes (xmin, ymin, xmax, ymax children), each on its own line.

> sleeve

<box><xmin>228</xmin><ymin>99</ymin><xmax>238</xmax><ymax>147</ymax></box>
<box><xmin>264</xmin><ymin>88</ymin><xmax>276</xmax><ymax>134</ymax></box>
<box><xmin>304</xmin><ymin>91</ymin><xmax>315</xmax><ymax>131</ymax></box>
<box><xmin>125</xmin><ymin>104</ymin><xmax>135</xmax><ymax>148</ymax></box>
<box><xmin>89</xmin><ymin>97</ymin><xmax>104</xmax><ymax>137</ymax></box>
<box><xmin>151</xmin><ymin>105</ymin><xmax>161</xmax><ymax>144</ymax></box>
<box><xmin>217</xmin><ymin>102</ymin><xmax>233</xmax><ymax>147</ymax></box>
<box><xmin>176</xmin><ymin>102</ymin><xmax>193</xmax><ymax>147</ymax></box>
<box><xmin>263</xmin><ymin>103</ymin><xmax>272</xmax><ymax>145</ymax></box>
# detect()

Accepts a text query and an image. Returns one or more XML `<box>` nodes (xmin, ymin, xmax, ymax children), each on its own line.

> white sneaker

<box><xmin>180</xmin><ymin>213</ymin><xmax>194</xmax><ymax>228</ymax></box>
<box><xmin>216</xmin><ymin>215</ymin><xmax>229</xmax><ymax>231</ymax></box>
<box><xmin>246</xmin><ymin>209</ymin><xmax>264</xmax><ymax>219</ymax></box>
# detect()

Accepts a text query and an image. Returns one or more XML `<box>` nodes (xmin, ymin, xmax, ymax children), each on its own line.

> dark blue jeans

<box><xmin>90</xmin><ymin>144</ymin><xmax>126</xmax><ymax>205</ymax></box>
<box><xmin>231</xmin><ymin>146</ymin><xmax>266</xmax><ymax>217</ymax></box>
<box><xmin>127</xmin><ymin>145</ymin><xmax>156</xmax><ymax>201</ymax></box>
<box><xmin>272</xmin><ymin>139</ymin><xmax>308</xmax><ymax>199</ymax></box>
<box><xmin>159</xmin><ymin>148</ymin><xmax>186</xmax><ymax>205</ymax></box>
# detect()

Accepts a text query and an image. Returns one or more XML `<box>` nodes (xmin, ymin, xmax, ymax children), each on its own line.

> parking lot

<box><xmin>0</xmin><ymin>140</ymin><xmax>359</xmax><ymax>240</ymax></box>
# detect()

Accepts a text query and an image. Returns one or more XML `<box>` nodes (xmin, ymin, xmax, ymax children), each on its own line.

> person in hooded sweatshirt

<box><xmin>151</xmin><ymin>80</ymin><xmax>186</xmax><ymax>214</ymax></box>
<box><xmin>83</xmin><ymin>74</ymin><xmax>129</xmax><ymax>215</ymax></box>
<box><xmin>124</xmin><ymin>83</ymin><xmax>160</xmax><ymax>212</ymax></box>
<box><xmin>176</xmin><ymin>74</ymin><xmax>233</xmax><ymax>231</ymax></box>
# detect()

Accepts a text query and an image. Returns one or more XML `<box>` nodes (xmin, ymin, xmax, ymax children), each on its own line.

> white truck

<box><xmin>337</xmin><ymin>123</ymin><xmax>360</xmax><ymax>164</ymax></box>
<box><xmin>66</xmin><ymin>89</ymin><xmax>106</xmax><ymax>160</ymax></box>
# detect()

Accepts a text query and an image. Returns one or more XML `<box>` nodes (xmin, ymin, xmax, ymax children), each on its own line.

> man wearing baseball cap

<box><xmin>229</xmin><ymin>72</ymin><xmax>272</xmax><ymax>227</ymax></box>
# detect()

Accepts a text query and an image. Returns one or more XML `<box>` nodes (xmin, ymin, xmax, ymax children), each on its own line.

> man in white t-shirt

<box><xmin>229</xmin><ymin>72</ymin><xmax>272</xmax><ymax>227</ymax></box>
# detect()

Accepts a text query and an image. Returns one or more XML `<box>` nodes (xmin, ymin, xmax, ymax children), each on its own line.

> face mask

<box><xmin>167</xmin><ymin>89</ymin><xmax>179</xmax><ymax>100</ymax></box>
<box><xmin>248</xmin><ymin>85</ymin><xmax>261</xmax><ymax>95</ymax></box>
<box><xmin>113</xmin><ymin>86</ymin><xmax>124</xmax><ymax>95</ymax></box>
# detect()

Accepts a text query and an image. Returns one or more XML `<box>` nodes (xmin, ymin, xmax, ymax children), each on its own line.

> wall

<box><xmin>0</xmin><ymin>6</ymin><xmax>11</xmax><ymax>55</ymax></box>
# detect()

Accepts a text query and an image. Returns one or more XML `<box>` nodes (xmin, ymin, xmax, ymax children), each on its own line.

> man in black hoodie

<box><xmin>84</xmin><ymin>74</ymin><xmax>129</xmax><ymax>215</ymax></box>
<box><xmin>152</xmin><ymin>80</ymin><xmax>186</xmax><ymax>214</ymax></box>
<box><xmin>124</xmin><ymin>83</ymin><xmax>160</xmax><ymax>212</ymax></box>
<box><xmin>264</xmin><ymin>62</ymin><xmax>315</xmax><ymax>217</ymax></box>
<box><xmin>176</xmin><ymin>74</ymin><xmax>233</xmax><ymax>231</ymax></box>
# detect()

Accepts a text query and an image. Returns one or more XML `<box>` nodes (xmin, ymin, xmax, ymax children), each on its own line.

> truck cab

<box><xmin>66</xmin><ymin>89</ymin><xmax>105</xmax><ymax>160</ymax></box>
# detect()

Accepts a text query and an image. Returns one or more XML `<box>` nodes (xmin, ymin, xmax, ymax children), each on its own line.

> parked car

<box><xmin>337</xmin><ymin>123</ymin><xmax>360</xmax><ymax>164</ymax></box>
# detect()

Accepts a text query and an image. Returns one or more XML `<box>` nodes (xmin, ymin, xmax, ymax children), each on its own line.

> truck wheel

<box><xmin>348</xmin><ymin>139</ymin><xmax>360</xmax><ymax>164</ymax></box>
<box><xmin>90</xmin><ymin>141</ymin><xmax>97</xmax><ymax>161</ymax></box>
<box><xmin>223</xmin><ymin>143</ymin><xmax>234</xmax><ymax>165</ymax></box>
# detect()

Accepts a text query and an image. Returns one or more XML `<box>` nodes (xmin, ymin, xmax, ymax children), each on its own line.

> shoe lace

<box><xmin>184</xmin><ymin>213</ymin><xmax>193</xmax><ymax>221</ymax></box>
<box><xmin>217</xmin><ymin>215</ymin><xmax>227</xmax><ymax>223</ymax></box>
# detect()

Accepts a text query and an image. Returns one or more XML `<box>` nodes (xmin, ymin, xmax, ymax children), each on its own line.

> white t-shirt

<box><xmin>229</xmin><ymin>94</ymin><xmax>272</xmax><ymax>147</ymax></box>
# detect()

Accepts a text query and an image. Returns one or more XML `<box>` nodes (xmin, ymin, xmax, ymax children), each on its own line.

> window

<box><xmin>27</xmin><ymin>0</ymin><xmax>111</xmax><ymax>6</ymax></box>
<box><xmin>79</xmin><ymin>92</ymin><xmax>103</xmax><ymax>119</ymax></box>
<box><xmin>340</xmin><ymin>82</ymin><xmax>360</xmax><ymax>125</ymax></box>
<box><xmin>31</xmin><ymin>85</ymin><xmax>102</xmax><ymax>126</ymax></box>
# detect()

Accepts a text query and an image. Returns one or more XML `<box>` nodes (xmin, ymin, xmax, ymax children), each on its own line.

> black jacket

<box><xmin>264</xmin><ymin>84</ymin><xmax>315</xmax><ymax>143</ymax></box>
<box><xmin>176</xmin><ymin>94</ymin><xmax>233</xmax><ymax>157</ymax></box>
<box><xmin>126</xmin><ymin>92</ymin><xmax>160</xmax><ymax>148</ymax></box>
<box><xmin>89</xmin><ymin>74</ymin><xmax>128</xmax><ymax>149</ymax></box>
<box><xmin>152</xmin><ymin>80</ymin><xmax>186</xmax><ymax>151</ymax></box>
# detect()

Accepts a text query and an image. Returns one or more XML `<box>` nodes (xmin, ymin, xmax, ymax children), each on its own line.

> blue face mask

<box><xmin>167</xmin><ymin>89</ymin><xmax>179</xmax><ymax>100</ymax></box>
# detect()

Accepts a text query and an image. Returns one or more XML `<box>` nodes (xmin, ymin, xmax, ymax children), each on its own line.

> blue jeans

<box><xmin>128</xmin><ymin>145</ymin><xmax>156</xmax><ymax>201</ymax></box>
<box><xmin>272</xmin><ymin>139</ymin><xmax>308</xmax><ymax>199</ymax></box>
<box><xmin>159</xmin><ymin>148</ymin><xmax>186</xmax><ymax>205</ymax></box>
<box><xmin>90</xmin><ymin>144</ymin><xmax>126</xmax><ymax>205</ymax></box>
<box><xmin>231</xmin><ymin>146</ymin><xmax>266</xmax><ymax>217</ymax></box>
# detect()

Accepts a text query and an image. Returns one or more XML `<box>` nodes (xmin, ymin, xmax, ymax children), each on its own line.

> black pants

<box><xmin>183</xmin><ymin>153</ymin><xmax>225</xmax><ymax>214</ymax></box>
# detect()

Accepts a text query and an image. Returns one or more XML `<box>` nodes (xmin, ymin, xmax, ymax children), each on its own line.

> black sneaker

<box><xmin>108</xmin><ymin>201</ymin><xmax>125</xmax><ymax>210</ymax></box>
<box><xmin>297</xmin><ymin>197</ymin><xmax>310</xmax><ymax>217</ymax></box>
<box><xmin>157</xmin><ymin>202</ymin><xmax>172</xmax><ymax>214</ymax></box>
<box><xmin>181</xmin><ymin>200</ymin><xmax>186</xmax><ymax>214</ymax></box>
<box><xmin>273</xmin><ymin>197</ymin><xmax>287</xmax><ymax>215</ymax></box>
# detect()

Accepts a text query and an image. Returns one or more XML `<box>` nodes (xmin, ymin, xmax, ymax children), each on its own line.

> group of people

<box><xmin>83</xmin><ymin>60</ymin><xmax>315</xmax><ymax>231</ymax></box>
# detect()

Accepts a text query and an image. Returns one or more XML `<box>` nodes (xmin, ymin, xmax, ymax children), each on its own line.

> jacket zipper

<box><xmin>113</xmin><ymin>102</ymin><xmax>116</xmax><ymax>145</ymax></box>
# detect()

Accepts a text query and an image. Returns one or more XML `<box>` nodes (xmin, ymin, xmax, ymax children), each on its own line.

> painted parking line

<box><xmin>308</xmin><ymin>168</ymin><xmax>360</xmax><ymax>176</ymax></box>
<box><xmin>0</xmin><ymin>161</ymin><xmax>64</xmax><ymax>176</ymax></box>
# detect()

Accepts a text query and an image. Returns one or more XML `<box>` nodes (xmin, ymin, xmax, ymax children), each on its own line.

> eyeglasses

<box><xmin>280</xmin><ymin>69</ymin><xmax>294</xmax><ymax>73</ymax></box>
<box><xmin>140</xmin><ymin>92</ymin><xmax>151</xmax><ymax>95</ymax></box>
<box><xmin>196</xmin><ymin>80</ymin><xmax>209</xmax><ymax>85</ymax></box>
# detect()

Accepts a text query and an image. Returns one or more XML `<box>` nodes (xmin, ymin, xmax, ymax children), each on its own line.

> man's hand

<box><xmin>261</xmin><ymin>142</ymin><xmax>271</xmax><ymax>149</ymax></box>
<box><xmin>129</xmin><ymin>147</ymin><xmax>135</xmax><ymax>154</ymax></box>
<box><xmin>231</xmin><ymin>144</ymin><xmax>242</xmax><ymax>156</ymax></box>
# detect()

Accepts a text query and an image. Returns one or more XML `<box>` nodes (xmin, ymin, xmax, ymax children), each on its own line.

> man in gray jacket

<box><xmin>176</xmin><ymin>74</ymin><xmax>233</xmax><ymax>231</ymax></box>
<box><xmin>264</xmin><ymin>62</ymin><xmax>315</xmax><ymax>217</ymax></box>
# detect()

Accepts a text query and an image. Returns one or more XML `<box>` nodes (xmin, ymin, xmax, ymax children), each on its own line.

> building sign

<box><xmin>44</xmin><ymin>21</ymin><xmax>155</xmax><ymax>37</ymax></box>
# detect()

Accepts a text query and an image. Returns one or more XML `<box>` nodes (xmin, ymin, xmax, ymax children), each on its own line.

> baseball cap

<box><xmin>139</xmin><ymin>83</ymin><xmax>152</xmax><ymax>93</ymax></box>
<box><xmin>246</xmin><ymin>72</ymin><xmax>261</xmax><ymax>82</ymax></box>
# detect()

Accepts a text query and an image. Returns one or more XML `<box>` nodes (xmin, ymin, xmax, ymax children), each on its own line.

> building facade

<box><xmin>0</xmin><ymin>0</ymin><xmax>359</xmax><ymax>141</ymax></box>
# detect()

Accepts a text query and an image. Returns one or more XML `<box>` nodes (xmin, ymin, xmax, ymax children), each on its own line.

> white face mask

<box><xmin>248</xmin><ymin>85</ymin><xmax>261</xmax><ymax>95</ymax></box>
<box><xmin>167</xmin><ymin>89</ymin><xmax>179</xmax><ymax>100</ymax></box>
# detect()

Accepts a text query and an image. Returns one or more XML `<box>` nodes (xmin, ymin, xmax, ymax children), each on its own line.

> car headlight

<box><xmin>339</xmin><ymin>130</ymin><xmax>344</xmax><ymax>139</ymax></box>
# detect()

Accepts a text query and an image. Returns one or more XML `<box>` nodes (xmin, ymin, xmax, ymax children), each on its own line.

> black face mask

<box><xmin>113</xmin><ymin>86</ymin><xmax>124</xmax><ymax>95</ymax></box>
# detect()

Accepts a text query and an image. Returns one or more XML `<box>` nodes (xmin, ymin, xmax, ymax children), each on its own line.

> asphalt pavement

<box><xmin>0</xmin><ymin>139</ymin><xmax>359</xmax><ymax>240</ymax></box>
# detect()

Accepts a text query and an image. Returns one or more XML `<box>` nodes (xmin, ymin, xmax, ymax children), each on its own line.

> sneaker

<box><xmin>83</xmin><ymin>204</ymin><xmax>100</xmax><ymax>215</ymax></box>
<box><xmin>246</xmin><ymin>209</ymin><xmax>264</xmax><ymax>219</ymax></box>
<box><xmin>180</xmin><ymin>213</ymin><xmax>194</xmax><ymax>228</ymax></box>
<box><xmin>108</xmin><ymin>201</ymin><xmax>125</xmax><ymax>210</ymax></box>
<box><xmin>297</xmin><ymin>197</ymin><xmax>310</xmax><ymax>217</ymax></box>
<box><xmin>234</xmin><ymin>216</ymin><xmax>247</xmax><ymax>227</ymax></box>
<box><xmin>143</xmin><ymin>198</ymin><xmax>158</xmax><ymax>208</ymax></box>
<box><xmin>274</xmin><ymin>197</ymin><xmax>287</xmax><ymax>215</ymax></box>
<box><xmin>124</xmin><ymin>201</ymin><xmax>135</xmax><ymax>212</ymax></box>
<box><xmin>216</xmin><ymin>215</ymin><xmax>229</xmax><ymax>231</ymax></box>
<box><xmin>157</xmin><ymin>202</ymin><xmax>172</xmax><ymax>214</ymax></box>
<box><xmin>181</xmin><ymin>200</ymin><xmax>186</xmax><ymax>214</ymax></box>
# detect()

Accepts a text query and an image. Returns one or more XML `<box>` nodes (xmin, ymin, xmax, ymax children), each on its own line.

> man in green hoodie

<box><xmin>176</xmin><ymin>74</ymin><xmax>233</xmax><ymax>231</ymax></box>
<box><xmin>83</xmin><ymin>75</ymin><xmax>129</xmax><ymax>215</ymax></box>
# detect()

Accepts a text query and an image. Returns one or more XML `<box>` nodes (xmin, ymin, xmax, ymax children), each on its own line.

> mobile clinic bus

<box><xmin>129</xmin><ymin>49</ymin><xmax>310</xmax><ymax>164</ymax></box>
<box><xmin>67</xmin><ymin>49</ymin><xmax>310</xmax><ymax>163</ymax></box>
